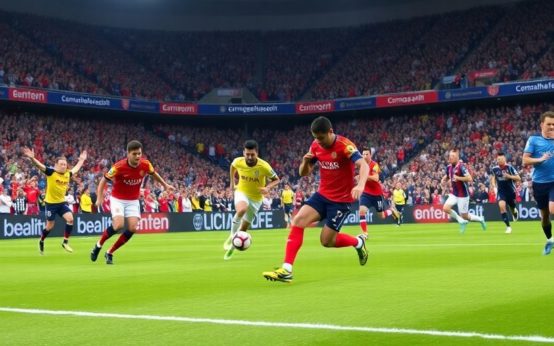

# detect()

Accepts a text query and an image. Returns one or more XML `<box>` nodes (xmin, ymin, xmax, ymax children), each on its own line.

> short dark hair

<box><xmin>540</xmin><ymin>111</ymin><xmax>554</xmax><ymax>123</ymax></box>
<box><xmin>55</xmin><ymin>156</ymin><xmax>67</xmax><ymax>164</ymax></box>
<box><xmin>127</xmin><ymin>140</ymin><xmax>142</xmax><ymax>152</ymax></box>
<box><xmin>311</xmin><ymin>116</ymin><xmax>332</xmax><ymax>134</ymax></box>
<box><xmin>244</xmin><ymin>139</ymin><xmax>258</xmax><ymax>151</ymax></box>
<box><xmin>362</xmin><ymin>147</ymin><xmax>371</xmax><ymax>152</ymax></box>
<box><xmin>497</xmin><ymin>152</ymin><xmax>505</xmax><ymax>157</ymax></box>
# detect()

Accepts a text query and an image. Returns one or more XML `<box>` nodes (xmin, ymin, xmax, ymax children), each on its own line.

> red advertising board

<box><xmin>376</xmin><ymin>91</ymin><xmax>438</xmax><ymax>108</ymax></box>
<box><xmin>8</xmin><ymin>88</ymin><xmax>48</xmax><ymax>103</ymax></box>
<box><xmin>160</xmin><ymin>102</ymin><xmax>198</xmax><ymax>115</ymax></box>
<box><xmin>295</xmin><ymin>101</ymin><xmax>335</xmax><ymax>114</ymax></box>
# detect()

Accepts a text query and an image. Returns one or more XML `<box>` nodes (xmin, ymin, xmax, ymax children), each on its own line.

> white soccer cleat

<box><xmin>505</xmin><ymin>226</ymin><xmax>512</xmax><ymax>234</ymax></box>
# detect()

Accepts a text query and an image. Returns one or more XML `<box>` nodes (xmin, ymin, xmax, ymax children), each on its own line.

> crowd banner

<box><xmin>0</xmin><ymin>203</ymin><xmax>542</xmax><ymax>240</ymax></box>
<box><xmin>0</xmin><ymin>79</ymin><xmax>553</xmax><ymax>116</ymax></box>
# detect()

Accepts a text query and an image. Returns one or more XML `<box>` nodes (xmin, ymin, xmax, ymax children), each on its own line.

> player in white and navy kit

<box><xmin>522</xmin><ymin>111</ymin><xmax>554</xmax><ymax>255</ymax></box>
<box><xmin>490</xmin><ymin>153</ymin><xmax>520</xmax><ymax>234</ymax></box>
<box><xmin>441</xmin><ymin>149</ymin><xmax>486</xmax><ymax>233</ymax></box>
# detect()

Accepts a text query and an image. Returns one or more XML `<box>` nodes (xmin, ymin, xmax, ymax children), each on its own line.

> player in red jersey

<box><xmin>358</xmin><ymin>148</ymin><xmax>400</xmax><ymax>237</ymax></box>
<box><xmin>263</xmin><ymin>116</ymin><xmax>369</xmax><ymax>283</ymax></box>
<box><xmin>90</xmin><ymin>140</ymin><xmax>174</xmax><ymax>264</ymax></box>
<box><xmin>23</xmin><ymin>177</ymin><xmax>41</xmax><ymax>215</ymax></box>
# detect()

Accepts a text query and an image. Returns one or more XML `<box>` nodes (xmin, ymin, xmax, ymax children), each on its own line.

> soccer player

<box><xmin>281</xmin><ymin>183</ymin><xmax>294</xmax><ymax>228</ymax></box>
<box><xmin>90</xmin><ymin>140</ymin><xmax>174</xmax><ymax>264</ymax></box>
<box><xmin>441</xmin><ymin>149</ymin><xmax>486</xmax><ymax>233</ymax></box>
<box><xmin>490</xmin><ymin>152</ymin><xmax>520</xmax><ymax>234</ymax></box>
<box><xmin>22</xmin><ymin>147</ymin><xmax>87</xmax><ymax>254</ymax></box>
<box><xmin>223</xmin><ymin>140</ymin><xmax>280</xmax><ymax>260</ymax></box>
<box><xmin>522</xmin><ymin>111</ymin><xmax>554</xmax><ymax>255</ymax></box>
<box><xmin>391</xmin><ymin>182</ymin><xmax>407</xmax><ymax>226</ymax></box>
<box><xmin>358</xmin><ymin>148</ymin><xmax>399</xmax><ymax>237</ymax></box>
<box><xmin>263</xmin><ymin>116</ymin><xmax>369</xmax><ymax>283</ymax></box>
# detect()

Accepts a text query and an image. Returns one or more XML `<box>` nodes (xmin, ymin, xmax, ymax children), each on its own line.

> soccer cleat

<box><xmin>263</xmin><ymin>267</ymin><xmax>293</xmax><ymax>283</ymax></box>
<box><xmin>105</xmin><ymin>252</ymin><xmax>113</xmax><ymax>265</ymax></box>
<box><xmin>480</xmin><ymin>217</ymin><xmax>487</xmax><ymax>231</ymax></box>
<box><xmin>512</xmin><ymin>208</ymin><xmax>518</xmax><ymax>222</ymax></box>
<box><xmin>505</xmin><ymin>226</ymin><xmax>512</xmax><ymax>234</ymax></box>
<box><xmin>359</xmin><ymin>232</ymin><xmax>368</xmax><ymax>240</ymax></box>
<box><xmin>61</xmin><ymin>242</ymin><xmax>74</xmax><ymax>253</ymax></box>
<box><xmin>355</xmin><ymin>235</ymin><xmax>368</xmax><ymax>266</ymax></box>
<box><xmin>223</xmin><ymin>235</ymin><xmax>233</xmax><ymax>251</ymax></box>
<box><xmin>39</xmin><ymin>240</ymin><xmax>44</xmax><ymax>255</ymax></box>
<box><xmin>459</xmin><ymin>220</ymin><xmax>468</xmax><ymax>234</ymax></box>
<box><xmin>90</xmin><ymin>245</ymin><xmax>101</xmax><ymax>262</ymax></box>
<box><xmin>543</xmin><ymin>241</ymin><xmax>553</xmax><ymax>256</ymax></box>
<box><xmin>223</xmin><ymin>246</ymin><xmax>235</xmax><ymax>260</ymax></box>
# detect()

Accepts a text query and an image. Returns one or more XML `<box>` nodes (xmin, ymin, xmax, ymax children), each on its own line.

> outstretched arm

<box><xmin>151</xmin><ymin>171</ymin><xmax>174</xmax><ymax>191</ymax></box>
<box><xmin>22</xmin><ymin>147</ymin><xmax>46</xmax><ymax>172</ymax></box>
<box><xmin>70</xmin><ymin>150</ymin><xmax>88</xmax><ymax>174</ymax></box>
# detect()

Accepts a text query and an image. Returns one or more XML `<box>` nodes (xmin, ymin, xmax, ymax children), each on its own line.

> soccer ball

<box><xmin>232</xmin><ymin>231</ymin><xmax>252</xmax><ymax>251</ymax></box>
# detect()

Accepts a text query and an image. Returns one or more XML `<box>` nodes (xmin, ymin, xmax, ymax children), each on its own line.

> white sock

<box><xmin>283</xmin><ymin>263</ymin><xmax>293</xmax><ymax>272</ymax></box>
<box><xmin>448</xmin><ymin>210</ymin><xmax>464</xmax><ymax>223</ymax></box>
<box><xmin>548</xmin><ymin>238</ymin><xmax>553</xmax><ymax>243</ymax></box>
<box><xmin>356</xmin><ymin>237</ymin><xmax>363</xmax><ymax>249</ymax></box>
<box><xmin>96</xmin><ymin>241</ymin><xmax>102</xmax><ymax>248</ymax></box>
<box><xmin>231</xmin><ymin>214</ymin><xmax>241</xmax><ymax>235</ymax></box>
<box><xmin>469</xmin><ymin>214</ymin><xmax>483</xmax><ymax>222</ymax></box>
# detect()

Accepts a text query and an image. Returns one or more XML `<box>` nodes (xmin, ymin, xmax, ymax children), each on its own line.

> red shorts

<box><xmin>26</xmin><ymin>203</ymin><xmax>40</xmax><ymax>215</ymax></box>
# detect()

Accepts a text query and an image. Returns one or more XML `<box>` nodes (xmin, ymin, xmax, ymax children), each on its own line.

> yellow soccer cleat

<box><xmin>263</xmin><ymin>267</ymin><xmax>293</xmax><ymax>283</ymax></box>
<box><xmin>61</xmin><ymin>242</ymin><xmax>74</xmax><ymax>253</ymax></box>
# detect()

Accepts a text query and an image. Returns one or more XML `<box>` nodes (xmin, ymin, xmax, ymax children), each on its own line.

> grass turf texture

<box><xmin>1</xmin><ymin>221</ymin><xmax>553</xmax><ymax>345</ymax></box>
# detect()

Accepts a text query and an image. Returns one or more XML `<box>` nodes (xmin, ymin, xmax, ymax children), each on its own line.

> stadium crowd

<box><xmin>1</xmin><ymin>101</ymin><xmax>549</xmax><ymax>215</ymax></box>
<box><xmin>1</xmin><ymin>0</ymin><xmax>552</xmax><ymax>103</ymax></box>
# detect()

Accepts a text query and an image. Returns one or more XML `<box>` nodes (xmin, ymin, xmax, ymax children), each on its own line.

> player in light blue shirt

<box><xmin>523</xmin><ymin>111</ymin><xmax>554</xmax><ymax>255</ymax></box>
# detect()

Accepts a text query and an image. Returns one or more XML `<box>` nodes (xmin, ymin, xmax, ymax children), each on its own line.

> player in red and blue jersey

<box><xmin>263</xmin><ymin>116</ymin><xmax>369</xmax><ymax>283</ymax></box>
<box><xmin>441</xmin><ymin>149</ymin><xmax>486</xmax><ymax>233</ymax></box>
<box><xmin>358</xmin><ymin>148</ymin><xmax>400</xmax><ymax>237</ymax></box>
<box><xmin>490</xmin><ymin>152</ymin><xmax>520</xmax><ymax>234</ymax></box>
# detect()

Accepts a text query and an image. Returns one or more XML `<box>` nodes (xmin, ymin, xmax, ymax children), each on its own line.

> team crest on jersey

<box><xmin>331</xmin><ymin>152</ymin><xmax>337</xmax><ymax>159</ymax></box>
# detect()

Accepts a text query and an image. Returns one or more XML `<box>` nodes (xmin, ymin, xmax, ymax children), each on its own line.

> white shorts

<box><xmin>444</xmin><ymin>194</ymin><xmax>469</xmax><ymax>214</ymax></box>
<box><xmin>110</xmin><ymin>196</ymin><xmax>141</xmax><ymax>218</ymax></box>
<box><xmin>234</xmin><ymin>191</ymin><xmax>262</xmax><ymax>224</ymax></box>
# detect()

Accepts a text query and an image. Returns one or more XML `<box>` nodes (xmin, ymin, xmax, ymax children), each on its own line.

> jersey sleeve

<box><xmin>231</xmin><ymin>157</ymin><xmax>240</xmax><ymax>168</ymax></box>
<box><xmin>509</xmin><ymin>165</ymin><xmax>518</xmax><ymax>175</ymax></box>
<box><xmin>372</xmin><ymin>162</ymin><xmax>381</xmax><ymax>174</ymax></box>
<box><xmin>460</xmin><ymin>164</ymin><xmax>469</xmax><ymax>176</ymax></box>
<box><xmin>145</xmin><ymin>160</ymin><xmax>155</xmax><ymax>175</ymax></box>
<box><xmin>44</xmin><ymin>167</ymin><xmax>55</xmax><ymax>176</ymax></box>
<box><xmin>309</xmin><ymin>142</ymin><xmax>318</xmax><ymax>163</ymax></box>
<box><xmin>342</xmin><ymin>139</ymin><xmax>362</xmax><ymax>163</ymax></box>
<box><xmin>523</xmin><ymin>136</ymin><xmax>535</xmax><ymax>153</ymax></box>
<box><xmin>105</xmin><ymin>165</ymin><xmax>117</xmax><ymax>181</ymax></box>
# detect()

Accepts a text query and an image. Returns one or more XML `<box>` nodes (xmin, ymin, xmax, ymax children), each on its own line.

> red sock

<box><xmin>360</xmin><ymin>214</ymin><xmax>367</xmax><ymax>233</ymax></box>
<box><xmin>284</xmin><ymin>226</ymin><xmax>304</xmax><ymax>265</ymax></box>
<box><xmin>385</xmin><ymin>209</ymin><xmax>392</xmax><ymax>217</ymax></box>
<box><xmin>98</xmin><ymin>226</ymin><xmax>117</xmax><ymax>246</ymax></box>
<box><xmin>108</xmin><ymin>231</ymin><xmax>134</xmax><ymax>254</ymax></box>
<box><xmin>335</xmin><ymin>233</ymin><xmax>358</xmax><ymax>248</ymax></box>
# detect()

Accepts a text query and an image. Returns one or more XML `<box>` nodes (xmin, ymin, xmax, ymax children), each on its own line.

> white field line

<box><xmin>0</xmin><ymin>307</ymin><xmax>553</xmax><ymax>343</ymax></box>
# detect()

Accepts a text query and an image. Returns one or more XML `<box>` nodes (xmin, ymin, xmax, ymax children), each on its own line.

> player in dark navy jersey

<box><xmin>490</xmin><ymin>153</ymin><xmax>520</xmax><ymax>234</ymax></box>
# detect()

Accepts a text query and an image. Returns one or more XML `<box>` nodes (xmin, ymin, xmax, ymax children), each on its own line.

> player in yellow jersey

<box><xmin>281</xmin><ymin>183</ymin><xmax>294</xmax><ymax>228</ymax></box>
<box><xmin>22</xmin><ymin>147</ymin><xmax>87</xmax><ymax>255</ymax></box>
<box><xmin>223</xmin><ymin>140</ymin><xmax>280</xmax><ymax>260</ymax></box>
<box><xmin>391</xmin><ymin>182</ymin><xmax>407</xmax><ymax>226</ymax></box>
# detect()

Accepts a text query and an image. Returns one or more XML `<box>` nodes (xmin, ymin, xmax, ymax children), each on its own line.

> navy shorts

<box><xmin>497</xmin><ymin>189</ymin><xmax>516</xmax><ymax>204</ymax></box>
<box><xmin>532</xmin><ymin>182</ymin><xmax>554</xmax><ymax>210</ymax></box>
<box><xmin>45</xmin><ymin>202</ymin><xmax>72</xmax><ymax>221</ymax></box>
<box><xmin>360</xmin><ymin>193</ymin><xmax>386</xmax><ymax>212</ymax></box>
<box><xmin>395</xmin><ymin>204</ymin><xmax>405</xmax><ymax>213</ymax></box>
<box><xmin>283</xmin><ymin>203</ymin><xmax>293</xmax><ymax>214</ymax></box>
<box><xmin>305</xmin><ymin>192</ymin><xmax>351</xmax><ymax>231</ymax></box>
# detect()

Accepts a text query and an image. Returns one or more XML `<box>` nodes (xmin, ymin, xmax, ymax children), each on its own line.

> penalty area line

<box><xmin>0</xmin><ymin>307</ymin><xmax>553</xmax><ymax>343</ymax></box>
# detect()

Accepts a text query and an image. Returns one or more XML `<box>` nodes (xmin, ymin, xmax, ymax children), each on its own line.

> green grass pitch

<box><xmin>1</xmin><ymin>221</ymin><xmax>553</xmax><ymax>345</ymax></box>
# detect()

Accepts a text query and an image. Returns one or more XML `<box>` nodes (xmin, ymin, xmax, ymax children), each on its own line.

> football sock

<box><xmin>108</xmin><ymin>230</ymin><xmax>134</xmax><ymax>254</ymax></box>
<box><xmin>501</xmin><ymin>212</ymin><xmax>510</xmax><ymax>227</ymax></box>
<box><xmin>40</xmin><ymin>228</ymin><xmax>49</xmax><ymax>241</ymax></box>
<box><xmin>97</xmin><ymin>225</ymin><xmax>117</xmax><ymax>248</ymax></box>
<box><xmin>542</xmin><ymin>223</ymin><xmax>552</xmax><ymax>240</ymax></box>
<box><xmin>283</xmin><ymin>225</ymin><xmax>304</xmax><ymax>266</ymax></box>
<box><xmin>335</xmin><ymin>233</ymin><xmax>358</xmax><ymax>248</ymax></box>
<box><xmin>64</xmin><ymin>224</ymin><xmax>73</xmax><ymax>240</ymax></box>
<box><xmin>231</xmin><ymin>214</ymin><xmax>241</xmax><ymax>235</ymax></box>
<box><xmin>448</xmin><ymin>210</ymin><xmax>464</xmax><ymax>223</ymax></box>
<box><xmin>384</xmin><ymin>209</ymin><xmax>392</xmax><ymax>217</ymax></box>
<box><xmin>360</xmin><ymin>213</ymin><xmax>367</xmax><ymax>233</ymax></box>
<box><xmin>470</xmin><ymin>214</ymin><xmax>483</xmax><ymax>222</ymax></box>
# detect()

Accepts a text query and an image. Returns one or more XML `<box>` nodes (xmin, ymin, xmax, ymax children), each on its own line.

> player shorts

<box><xmin>360</xmin><ymin>193</ymin><xmax>386</xmax><ymax>212</ymax></box>
<box><xmin>110</xmin><ymin>196</ymin><xmax>141</xmax><ymax>218</ymax></box>
<box><xmin>283</xmin><ymin>203</ymin><xmax>293</xmax><ymax>214</ymax></box>
<box><xmin>305</xmin><ymin>192</ymin><xmax>351</xmax><ymax>231</ymax></box>
<box><xmin>395</xmin><ymin>204</ymin><xmax>405</xmax><ymax>213</ymax></box>
<box><xmin>532</xmin><ymin>181</ymin><xmax>554</xmax><ymax>210</ymax></box>
<box><xmin>497</xmin><ymin>190</ymin><xmax>516</xmax><ymax>204</ymax></box>
<box><xmin>234</xmin><ymin>191</ymin><xmax>263</xmax><ymax>224</ymax></box>
<box><xmin>444</xmin><ymin>194</ymin><xmax>470</xmax><ymax>214</ymax></box>
<box><xmin>45</xmin><ymin>202</ymin><xmax>72</xmax><ymax>221</ymax></box>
